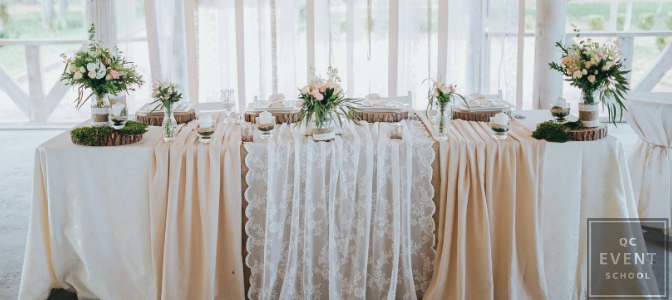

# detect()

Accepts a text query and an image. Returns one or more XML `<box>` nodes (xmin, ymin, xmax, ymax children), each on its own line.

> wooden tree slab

<box><xmin>136</xmin><ymin>109</ymin><xmax>196</xmax><ymax>126</ymax></box>
<box><xmin>71</xmin><ymin>132</ymin><xmax>144</xmax><ymax>146</ymax></box>
<box><xmin>453</xmin><ymin>108</ymin><xmax>511</xmax><ymax>122</ymax></box>
<box><xmin>567</xmin><ymin>124</ymin><xmax>608</xmax><ymax>141</ymax></box>
<box><xmin>244</xmin><ymin>111</ymin><xmax>410</xmax><ymax>123</ymax></box>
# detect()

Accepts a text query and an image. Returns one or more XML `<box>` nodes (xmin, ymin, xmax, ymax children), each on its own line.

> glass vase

<box><xmin>108</xmin><ymin>94</ymin><xmax>128</xmax><ymax>129</ymax></box>
<box><xmin>91</xmin><ymin>93</ymin><xmax>110</xmax><ymax>126</ymax></box>
<box><xmin>579</xmin><ymin>90</ymin><xmax>600</xmax><ymax>128</ymax></box>
<box><xmin>162</xmin><ymin>107</ymin><xmax>177</xmax><ymax>142</ymax></box>
<box><xmin>434</xmin><ymin>102</ymin><xmax>452</xmax><ymax>141</ymax></box>
<box><xmin>310</xmin><ymin>114</ymin><xmax>336</xmax><ymax>142</ymax></box>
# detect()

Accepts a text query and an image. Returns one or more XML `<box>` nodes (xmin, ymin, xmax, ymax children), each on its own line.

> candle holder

<box><xmin>197</xmin><ymin>115</ymin><xmax>215</xmax><ymax>144</ymax></box>
<box><xmin>196</xmin><ymin>125</ymin><xmax>215</xmax><ymax>144</ymax></box>
<box><xmin>390</xmin><ymin>123</ymin><xmax>403</xmax><ymax>140</ymax></box>
<box><xmin>255</xmin><ymin>116</ymin><xmax>276</xmax><ymax>139</ymax></box>
<box><xmin>489</xmin><ymin>113</ymin><xmax>510</xmax><ymax>140</ymax></box>
<box><xmin>242</xmin><ymin>122</ymin><xmax>254</xmax><ymax>142</ymax></box>
<box><xmin>550</xmin><ymin>103</ymin><xmax>570</xmax><ymax>124</ymax></box>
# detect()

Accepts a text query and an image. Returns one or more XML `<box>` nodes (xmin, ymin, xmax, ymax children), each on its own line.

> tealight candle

<box><xmin>108</xmin><ymin>102</ymin><xmax>127</xmax><ymax>129</ymax></box>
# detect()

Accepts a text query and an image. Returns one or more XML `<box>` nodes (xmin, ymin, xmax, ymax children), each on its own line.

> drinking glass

<box><xmin>221</xmin><ymin>89</ymin><xmax>235</xmax><ymax>124</ymax></box>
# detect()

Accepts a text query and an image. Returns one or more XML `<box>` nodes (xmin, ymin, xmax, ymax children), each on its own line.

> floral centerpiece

<box><xmin>549</xmin><ymin>27</ymin><xmax>629</xmax><ymax>127</ymax></box>
<box><xmin>149</xmin><ymin>81</ymin><xmax>182</xmax><ymax>142</ymax></box>
<box><xmin>60</xmin><ymin>24</ymin><xmax>144</xmax><ymax>125</ymax></box>
<box><xmin>296</xmin><ymin>67</ymin><xmax>360</xmax><ymax>141</ymax></box>
<box><xmin>426</xmin><ymin>81</ymin><xmax>465</xmax><ymax>140</ymax></box>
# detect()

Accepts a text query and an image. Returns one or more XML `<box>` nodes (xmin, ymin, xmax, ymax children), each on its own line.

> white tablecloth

<box><xmin>244</xmin><ymin>120</ymin><xmax>436</xmax><ymax>299</ymax></box>
<box><xmin>19</xmin><ymin>114</ymin><xmax>246</xmax><ymax>300</ymax></box>
<box><xmin>626</xmin><ymin>99</ymin><xmax>672</xmax><ymax>229</ymax></box>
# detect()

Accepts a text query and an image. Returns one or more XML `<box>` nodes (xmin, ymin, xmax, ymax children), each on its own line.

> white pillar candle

<box><xmin>552</xmin><ymin>97</ymin><xmax>567</xmax><ymax>107</ymax></box>
<box><xmin>492</xmin><ymin>112</ymin><xmax>509</xmax><ymax>126</ymax></box>
<box><xmin>199</xmin><ymin>115</ymin><xmax>213</xmax><ymax>128</ymax></box>
<box><xmin>111</xmin><ymin>102</ymin><xmax>125</xmax><ymax>115</ymax></box>
<box><xmin>259</xmin><ymin>111</ymin><xmax>273</xmax><ymax>124</ymax></box>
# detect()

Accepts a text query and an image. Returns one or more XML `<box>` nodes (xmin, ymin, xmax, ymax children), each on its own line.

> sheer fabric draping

<box><xmin>187</xmin><ymin>0</ymin><xmax>525</xmax><ymax>109</ymax></box>
<box><xmin>420</xmin><ymin>111</ymin><xmax>654</xmax><ymax>299</ymax></box>
<box><xmin>627</xmin><ymin>99</ymin><xmax>672</xmax><ymax>230</ymax></box>
<box><xmin>150</xmin><ymin>114</ymin><xmax>245</xmax><ymax>299</ymax></box>
<box><xmin>419</xmin><ymin>117</ymin><xmax>548</xmax><ymax>299</ymax></box>
<box><xmin>244</xmin><ymin>121</ymin><xmax>436</xmax><ymax>299</ymax></box>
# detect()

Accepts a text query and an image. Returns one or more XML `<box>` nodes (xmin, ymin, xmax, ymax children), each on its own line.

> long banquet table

<box><xmin>20</xmin><ymin>110</ymin><xmax>645</xmax><ymax>299</ymax></box>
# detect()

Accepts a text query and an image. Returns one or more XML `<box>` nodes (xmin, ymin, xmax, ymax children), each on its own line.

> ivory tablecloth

<box><xmin>19</xmin><ymin>114</ymin><xmax>246</xmax><ymax>300</ymax></box>
<box><xmin>627</xmin><ymin>98</ymin><xmax>672</xmax><ymax>229</ymax></box>
<box><xmin>421</xmin><ymin>111</ymin><xmax>651</xmax><ymax>299</ymax></box>
<box><xmin>244</xmin><ymin>120</ymin><xmax>436</xmax><ymax>299</ymax></box>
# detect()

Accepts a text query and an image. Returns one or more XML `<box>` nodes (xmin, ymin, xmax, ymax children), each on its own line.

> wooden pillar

<box><xmin>85</xmin><ymin>0</ymin><xmax>117</xmax><ymax>48</ymax></box>
<box><xmin>532</xmin><ymin>0</ymin><xmax>566</xmax><ymax>109</ymax></box>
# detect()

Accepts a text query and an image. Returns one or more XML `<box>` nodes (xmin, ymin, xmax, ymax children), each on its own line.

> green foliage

<box><xmin>564</xmin><ymin>120</ymin><xmax>584</xmax><ymax>130</ymax></box>
<box><xmin>531</xmin><ymin>121</ymin><xmax>571</xmax><ymax>143</ymax></box>
<box><xmin>149</xmin><ymin>82</ymin><xmax>183</xmax><ymax>112</ymax></box>
<box><xmin>60</xmin><ymin>24</ymin><xmax>144</xmax><ymax>109</ymax></box>
<box><xmin>588</xmin><ymin>15</ymin><xmax>605</xmax><ymax>30</ymax></box>
<box><xmin>70</xmin><ymin>121</ymin><xmax>148</xmax><ymax>146</ymax></box>
<box><xmin>637</xmin><ymin>13</ymin><xmax>655</xmax><ymax>30</ymax></box>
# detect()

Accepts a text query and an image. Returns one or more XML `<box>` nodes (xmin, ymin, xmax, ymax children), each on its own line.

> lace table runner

<box><xmin>244</xmin><ymin>120</ymin><xmax>436</xmax><ymax>299</ymax></box>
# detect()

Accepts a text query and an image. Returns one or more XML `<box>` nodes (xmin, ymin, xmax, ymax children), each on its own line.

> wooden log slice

<box><xmin>244</xmin><ymin>111</ymin><xmax>409</xmax><ymax>123</ymax></box>
<box><xmin>567</xmin><ymin>124</ymin><xmax>608</xmax><ymax>141</ymax></box>
<box><xmin>453</xmin><ymin>108</ymin><xmax>511</xmax><ymax>122</ymax></box>
<box><xmin>136</xmin><ymin>109</ymin><xmax>197</xmax><ymax>126</ymax></box>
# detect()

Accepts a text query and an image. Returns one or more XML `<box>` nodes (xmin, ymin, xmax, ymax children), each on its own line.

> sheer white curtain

<box><xmin>169</xmin><ymin>0</ymin><xmax>526</xmax><ymax>109</ymax></box>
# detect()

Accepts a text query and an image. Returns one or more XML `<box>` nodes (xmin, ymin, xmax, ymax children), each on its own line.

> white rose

<box><xmin>79</xmin><ymin>67</ymin><xmax>86</xmax><ymax>73</ymax></box>
<box><xmin>105</xmin><ymin>73</ymin><xmax>112</xmax><ymax>80</ymax></box>
<box><xmin>88</xmin><ymin>71</ymin><xmax>96</xmax><ymax>78</ymax></box>
<box><xmin>584</xmin><ymin>61</ymin><xmax>592</xmax><ymax>68</ymax></box>
<box><xmin>73</xmin><ymin>72</ymin><xmax>83</xmax><ymax>79</ymax></box>
<box><xmin>587</xmin><ymin>75</ymin><xmax>596</xmax><ymax>83</ymax></box>
<box><xmin>573</xmin><ymin>70</ymin><xmax>583</xmax><ymax>78</ymax></box>
<box><xmin>582</xmin><ymin>69</ymin><xmax>588</xmax><ymax>75</ymax></box>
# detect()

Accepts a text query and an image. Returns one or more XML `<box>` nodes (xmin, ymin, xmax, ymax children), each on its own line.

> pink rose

<box><xmin>310</xmin><ymin>90</ymin><xmax>324</xmax><ymax>101</ymax></box>
<box><xmin>109</xmin><ymin>70</ymin><xmax>121</xmax><ymax>79</ymax></box>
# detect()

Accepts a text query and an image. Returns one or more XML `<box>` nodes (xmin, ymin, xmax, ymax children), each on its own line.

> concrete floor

<box><xmin>0</xmin><ymin>124</ymin><xmax>665</xmax><ymax>299</ymax></box>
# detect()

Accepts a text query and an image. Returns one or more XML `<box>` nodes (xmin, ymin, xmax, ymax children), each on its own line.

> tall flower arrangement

<box><xmin>549</xmin><ymin>27</ymin><xmax>629</xmax><ymax>124</ymax></box>
<box><xmin>426</xmin><ymin>80</ymin><xmax>465</xmax><ymax>140</ymax></box>
<box><xmin>296</xmin><ymin>67</ymin><xmax>360</xmax><ymax>130</ymax></box>
<box><xmin>60</xmin><ymin>24</ymin><xmax>144</xmax><ymax>108</ymax></box>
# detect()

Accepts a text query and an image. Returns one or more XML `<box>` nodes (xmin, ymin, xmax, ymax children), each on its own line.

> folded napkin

<box><xmin>466</xmin><ymin>93</ymin><xmax>497</xmax><ymax>108</ymax></box>
<box><xmin>268</xmin><ymin>94</ymin><xmax>286</xmax><ymax>107</ymax></box>
<box><xmin>363</xmin><ymin>94</ymin><xmax>393</xmax><ymax>107</ymax></box>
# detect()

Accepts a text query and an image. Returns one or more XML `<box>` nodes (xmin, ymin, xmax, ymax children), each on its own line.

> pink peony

<box><xmin>109</xmin><ymin>70</ymin><xmax>121</xmax><ymax>79</ymax></box>
<box><xmin>310</xmin><ymin>90</ymin><xmax>324</xmax><ymax>101</ymax></box>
